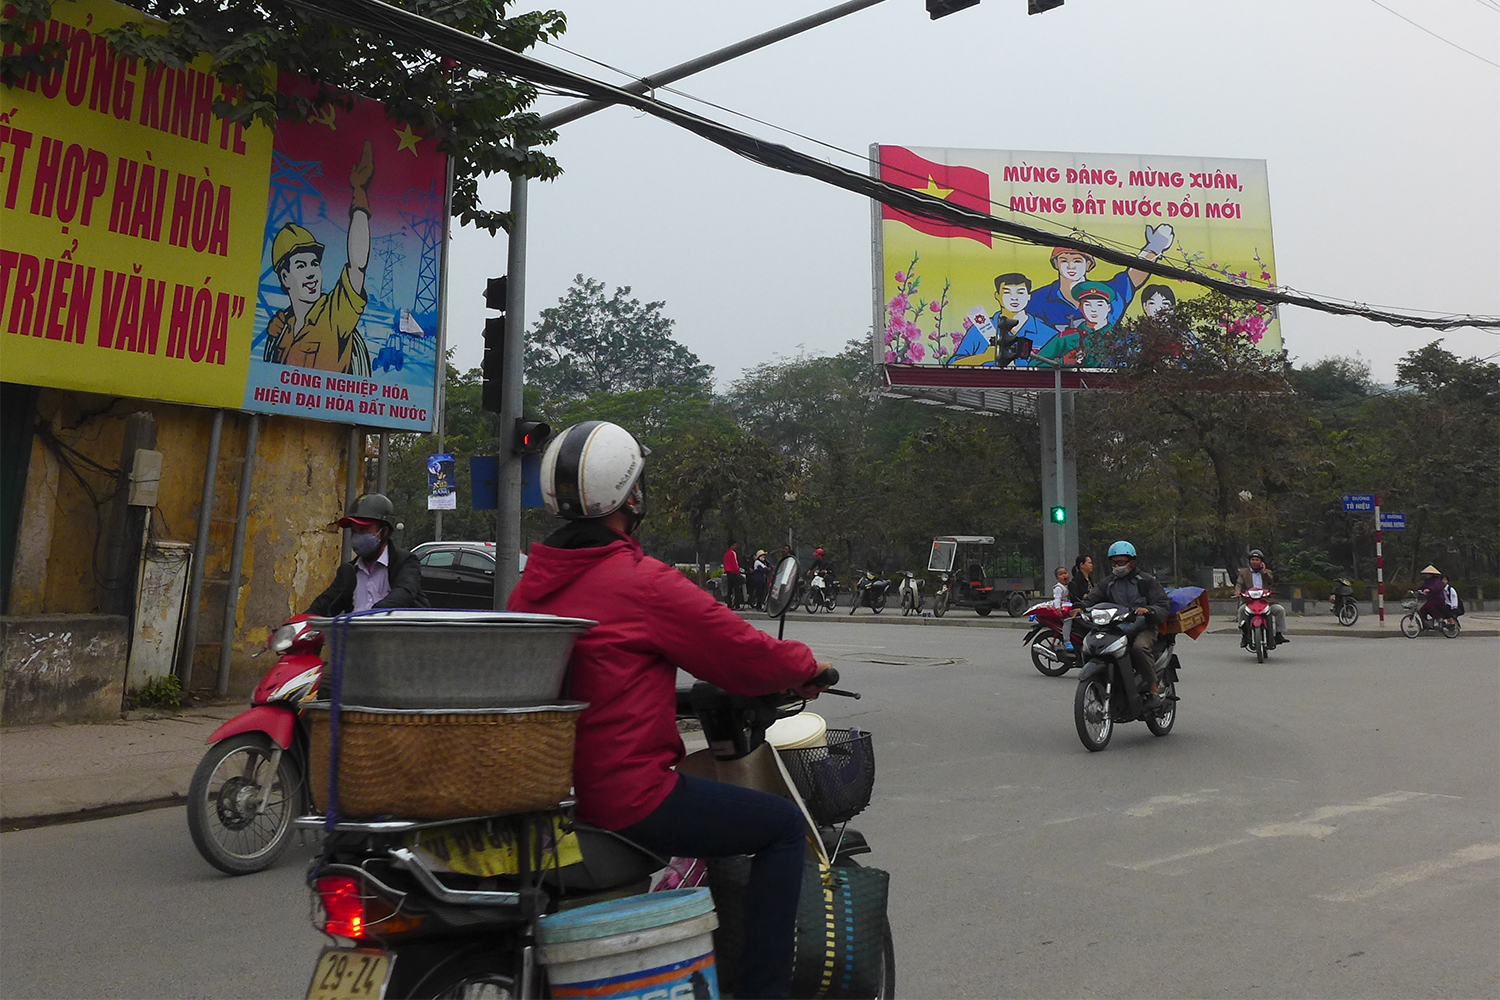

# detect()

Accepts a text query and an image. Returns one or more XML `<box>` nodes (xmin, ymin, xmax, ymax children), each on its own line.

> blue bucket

<box><xmin>536</xmin><ymin>888</ymin><xmax>719</xmax><ymax>999</ymax></box>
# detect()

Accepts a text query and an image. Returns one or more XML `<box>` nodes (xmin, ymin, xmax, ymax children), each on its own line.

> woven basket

<box><xmin>307</xmin><ymin>702</ymin><xmax>584</xmax><ymax>819</ymax></box>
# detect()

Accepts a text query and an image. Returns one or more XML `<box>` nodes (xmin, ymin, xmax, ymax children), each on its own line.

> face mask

<box><xmin>351</xmin><ymin>532</ymin><xmax>383</xmax><ymax>559</ymax></box>
<box><xmin>1112</xmin><ymin>563</ymin><xmax>1132</xmax><ymax>578</ymax></box>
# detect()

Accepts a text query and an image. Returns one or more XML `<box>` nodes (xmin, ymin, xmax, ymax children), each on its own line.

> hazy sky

<box><xmin>441</xmin><ymin>0</ymin><xmax>1500</xmax><ymax>387</ymax></box>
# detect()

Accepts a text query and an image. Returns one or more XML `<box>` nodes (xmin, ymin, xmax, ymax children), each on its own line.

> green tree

<box><xmin>526</xmin><ymin>276</ymin><xmax>714</xmax><ymax>404</ymax></box>
<box><xmin>2</xmin><ymin>0</ymin><xmax>566</xmax><ymax>231</ymax></box>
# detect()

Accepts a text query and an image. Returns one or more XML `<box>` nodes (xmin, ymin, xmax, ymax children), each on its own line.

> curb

<box><xmin>2</xmin><ymin>794</ymin><xmax>184</xmax><ymax>832</ymax></box>
<box><xmin>736</xmin><ymin>609</ymin><xmax>1500</xmax><ymax>638</ymax></box>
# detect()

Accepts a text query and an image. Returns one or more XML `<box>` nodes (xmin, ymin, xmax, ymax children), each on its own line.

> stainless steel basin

<box><xmin>308</xmin><ymin>610</ymin><xmax>597</xmax><ymax>709</ymax></box>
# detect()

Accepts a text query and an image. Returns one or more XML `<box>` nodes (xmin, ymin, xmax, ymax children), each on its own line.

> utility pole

<box><xmin>491</xmin><ymin>0</ymin><xmax>898</xmax><ymax>607</ymax></box>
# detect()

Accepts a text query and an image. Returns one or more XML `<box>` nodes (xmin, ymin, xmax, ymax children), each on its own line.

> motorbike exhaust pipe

<box><xmin>1031</xmin><ymin>643</ymin><xmax>1061</xmax><ymax>663</ymax></box>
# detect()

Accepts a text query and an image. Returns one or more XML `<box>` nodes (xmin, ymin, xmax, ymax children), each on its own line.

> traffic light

<box><xmin>1050</xmin><ymin>506</ymin><xmax>1067</xmax><ymax>524</ymax></box>
<box><xmin>514</xmin><ymin>418</ymin><xmax>551</xmax><ymax>456</ymax></box>
<box><xmin>927</xmin><ymin>0</ymin><xmax>980</xmax><ymax>18</ymax></box>
<box><xmin>481</xmin><ymin>276</ymin><xmax>506</xmax><ymax>414</ymax></box>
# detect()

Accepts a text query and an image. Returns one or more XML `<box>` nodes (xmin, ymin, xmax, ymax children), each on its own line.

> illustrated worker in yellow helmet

<box><xmin>262</xmin><ymin>140</ymin><xmax>374</xmax><ymax>376</ymax></box>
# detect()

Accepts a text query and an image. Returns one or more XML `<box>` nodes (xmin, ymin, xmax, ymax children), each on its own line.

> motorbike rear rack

<box><xmin>295</xmin><ymin>801</ymin><xmax>575</xmax><ymax>835</ymax></box>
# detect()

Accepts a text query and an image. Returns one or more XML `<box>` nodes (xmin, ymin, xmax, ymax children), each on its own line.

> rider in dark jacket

<box><xmin>307</xmin><ymin>494</ymin><xmax>427</xmax><ymax>615</ymax></box>
<box><xmin>1081</xmin><ymin>540</ymin><xmax>1170</xmax><ymax>706</ymax></box>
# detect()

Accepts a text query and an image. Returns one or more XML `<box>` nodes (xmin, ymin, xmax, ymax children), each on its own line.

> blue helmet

<box><xmin>1107</xmin><ymin>540</ymin><xmax>1137</xmax><ymax>559</ymax></box>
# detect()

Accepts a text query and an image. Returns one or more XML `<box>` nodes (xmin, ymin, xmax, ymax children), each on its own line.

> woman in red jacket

<box><xmin>509</xmin><ymin>421</ymin><xmax>832</xmax><ymax>1000</ymax></box>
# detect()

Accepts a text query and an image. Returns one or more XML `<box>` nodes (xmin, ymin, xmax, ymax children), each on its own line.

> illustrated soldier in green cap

<box><xmin>1033</xmin><ymin>280</ymin><xmax>1116</xmax><ymax>367</ymax></box>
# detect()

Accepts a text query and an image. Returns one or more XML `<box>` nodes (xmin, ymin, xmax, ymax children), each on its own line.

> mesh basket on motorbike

<box><xmin>777</xmin><ymin>729</ymin><xmax>875</xmax><ymax>827</ymax></box>
<box><xmin>307</xmin><ymin>702</ymin><xmax>584</xmax><ymax>819</ymax></box>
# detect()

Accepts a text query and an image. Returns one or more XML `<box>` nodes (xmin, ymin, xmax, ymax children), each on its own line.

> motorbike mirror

<box><xmin>765</xmin><ymin>556</ymin><xmax>801</xmax><ymax>619</ymax></box>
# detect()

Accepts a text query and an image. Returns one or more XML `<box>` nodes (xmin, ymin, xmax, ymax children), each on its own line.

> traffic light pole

<box><xmin>1053</xmin><ymin>360</ymin><xmax>1066</xmax><ymax>565</ymax></box>
<box><xmin>495</xmin><ymin>161</ymin><xmax>529</xmax><ymax>609</ymax></box>
<box><xmin>490</xmin><ymin>0</ymin><xmax>893</xmax><ymax>608</ymax></box>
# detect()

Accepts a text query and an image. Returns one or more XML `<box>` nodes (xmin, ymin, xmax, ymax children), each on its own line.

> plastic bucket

<box><xmin>766</xmin><ymin>712</ymin><xmax>827</xmax><ymax>750</ymax></box>
<box><xmin>536</xmin><ymin>888</ymin><xmax>720</xmax><ymax>999</ymax></box>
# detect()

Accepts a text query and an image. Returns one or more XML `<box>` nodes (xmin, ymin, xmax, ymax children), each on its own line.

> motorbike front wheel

<box><xmin>1074</xmin><ymin>678</ymin><xmax>1113</xmax><ymax>751</ymax></box>
<box><xmin>805</xmin><ymin>592</ymin><xmax>819</xmax><ymax>614</ymax></box>
<box><xmin>1254</xmin><ymin>626</ymin><xmax>1268</xmax><ymax>663</ymax></box>
<box><xmin>1400</xmin><ymin>613</ymin><xmax>1420</xmax><ymax>638</ymax></box>
<box><xmin>900</xmin><ymin>591</ymin><xmax>914</xmax><ymax>616</ymax></box>
<box><xmin>1031</xmin><ymin>634</ymin><xmax>1071</xmax><ymax>677</ymax></box>
<box><xmin>1337</xmin><ymin>601</ymin><xmax>1359</xmax><ymax>626</ymax></box>
<box><xmin>872</xmin><ymin>591</ymin><xmax>886</xmax><ymax>614</ymax></box>
<box><xmin>933</xmin><ymin>592</ymin><xmax>947</xmax><ymax>617</ymax></box>
<box><xmin>187</xmin><ymin>732</ymin><xmax>299</xmax><ymax>875</ymax></box>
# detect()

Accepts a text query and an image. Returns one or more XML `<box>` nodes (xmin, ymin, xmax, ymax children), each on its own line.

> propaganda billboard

<box><xmin>0</xmin><ymin>0</ymin><xmax>446</xmax><ymax>432</ymax></box>
<box><xmin>872</xmin><ymin>146</ymin><xmax>1279</xmax><ymax>380</ymax></box>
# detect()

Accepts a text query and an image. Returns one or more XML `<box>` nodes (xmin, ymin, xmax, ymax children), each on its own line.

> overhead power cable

<box><xmin>282</xmin><ymin>0</ymin><xmax>1500</xmax><ymax>333</ymax></box>
<box><xmin>1366</xmin><ymin>0</ymin><xmax>1500</xmax><ymax>69</ymax></box>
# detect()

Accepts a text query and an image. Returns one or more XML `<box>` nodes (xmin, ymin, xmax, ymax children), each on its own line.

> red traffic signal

<box><xmin>514</xmin><ymin>419</ymin><xmax>551</xmax><ymax>456</ymax></box>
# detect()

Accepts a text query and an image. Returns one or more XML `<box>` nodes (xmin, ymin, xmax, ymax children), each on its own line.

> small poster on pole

<box><xmin>427</xmin><ymin>454</ymin><xmax>456</xmax><ymax>510</ymax></box>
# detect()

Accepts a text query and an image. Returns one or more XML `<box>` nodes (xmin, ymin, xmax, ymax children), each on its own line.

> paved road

<box><xmin>2</xmin><ymin>622</ymin><xmax>1495</xmax><ymax>998</ymax></box>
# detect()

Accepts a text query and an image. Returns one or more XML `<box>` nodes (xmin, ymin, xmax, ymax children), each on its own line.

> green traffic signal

<box><xmin>1050</xmin><ymin>506</ymin><xmax>1067</xmax><ymax>524</ymax></box>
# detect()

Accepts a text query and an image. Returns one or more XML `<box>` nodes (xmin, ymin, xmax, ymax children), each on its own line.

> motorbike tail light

<box><xmin>316</xmin><ymin>876</ymin><xmax>421</xmax><ymax>939</ymax></box>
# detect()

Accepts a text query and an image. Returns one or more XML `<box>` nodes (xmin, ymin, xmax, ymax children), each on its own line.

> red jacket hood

<box><xmin>514</xmin><ymin>536</ymin><xmax>643</xmax><ymax>602</ymax></box>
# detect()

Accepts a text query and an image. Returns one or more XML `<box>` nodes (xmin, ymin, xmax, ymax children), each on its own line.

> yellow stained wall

<box><xmin>11</xmin><ymin>390</ymin><xmax>351</xmax><ymax>696</ymax></box>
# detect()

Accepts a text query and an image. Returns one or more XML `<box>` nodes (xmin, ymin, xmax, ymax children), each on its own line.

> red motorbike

<box><xmin>1239</xmin><ymin>588</ymin><xmax>1277</xmax><ymax>663</ymax></box>
<box><xmin>1022</xmin><ymin>600</ymin><xmax>1079</xmax><ymax>676</ymax></box>
<box><xmin>187</xmin><ymin>615</ymin><xmax>322</xmax><ymax>875</ymax></box>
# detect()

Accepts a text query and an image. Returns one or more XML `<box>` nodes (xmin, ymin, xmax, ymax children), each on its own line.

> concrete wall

<box><xmin>0</xmin><ymin>615</ymin><xmax>128</xmax><ymax>725</ymax></box>
<box><xmin>8</xmin><ymin>390</ymin><xmax>351</xmax><ymax>699</ymax></box>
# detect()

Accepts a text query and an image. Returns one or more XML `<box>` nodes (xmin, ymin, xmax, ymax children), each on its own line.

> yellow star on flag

<box><xmin>394</xmin><ymin>123</ymin><xmax>423</xmax><ymax>155</ymax></box>
<box><xmin>918</xmin><ymin>176</ymin><xmax>953</xmax><ymax>199</ymax></box>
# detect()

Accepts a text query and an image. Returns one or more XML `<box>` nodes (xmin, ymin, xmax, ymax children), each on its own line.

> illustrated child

<box><xmin>262</xmin><ymin>140</ymin><xmax>375</xmax><ymax>375</ymax></box>
<box><xmin>949</xmin><ymin>308</ymin><xmax>1001</xmax><ymax>366</ymax></box>
<box><xmin>1033</xmin><ymin>281</ymin><xmax>1116</xmax><ymax>367</ymax></box>
<box><xmin>1140</xmin><ymin>283</ymin><xmax>1177</xmax><ymax>319</ymax></box>
<box><xmin>1027</xmin><ymin>224</ymin><xmax>1175</xmax><ymax>334</ymax></box>
<box><xmin>949</xmin><ymin>272</ymin><xmax>1055</xmax><ymax>367</ymax></box>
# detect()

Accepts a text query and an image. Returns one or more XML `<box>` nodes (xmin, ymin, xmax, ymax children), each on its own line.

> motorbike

<box><xmin>1329</xmin><ymin>580</ymin><xmax>1360</xmax><ymax>627</ymax></box>
<box><xmin>803</xmin><ymin>568</ymin><xmax>839</xmax><ymax>613</ymax></box>
<box><xmin>1072</xmin><ymin>604</ymin><xmax>1180</xmax><ymax>752</ymax></box>
<box><xmin>1238</xmin><ymin>588</ymin><xmax>1278</xmax><ymax>663</ymax></box>
<box><xmin>898</xmin><ymin>572</ymin><xmax>924</xmax><ymax>616</ymax></box>
<box><xmin>1021</xmin><ymin>600</ymin><xmax>1078</xmax><ymax>677</ymax></box>
<box><xmin>1400</xmin><ymin>591</ymin><xmax>1460</xmax><ymax>638</ymax></box>
<box><xmin>850</xmin><ymin>571</ymin><xmax>892</xmax><ymax>615</ymax></box>
<box><xmin>298</xmin><ymin>556</ymin><xmax>895</xmax><ymax>999</ymax></box>
<box><xmin>187</xmin><ymin>615</ymin><xmax>322</xmax><ymax>875</ymax></box>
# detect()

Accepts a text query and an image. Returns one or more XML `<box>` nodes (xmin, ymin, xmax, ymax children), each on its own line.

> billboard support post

<box><xmin>1375</xmin><ymin>492</ymin><xmax>1385</xmax><ymax>623</ymax></box>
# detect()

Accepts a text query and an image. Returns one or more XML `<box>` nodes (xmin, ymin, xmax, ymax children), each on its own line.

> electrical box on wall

<box><xmin>128</xmin><ymin>449</ymin><xmax>162</xmax><ymax>507</ymax></box>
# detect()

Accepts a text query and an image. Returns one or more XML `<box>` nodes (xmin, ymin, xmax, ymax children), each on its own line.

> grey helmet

<box><xmin>338</xmin><ymin>493</ymin><xmax>399</xmax><ymax>533</ymax></box>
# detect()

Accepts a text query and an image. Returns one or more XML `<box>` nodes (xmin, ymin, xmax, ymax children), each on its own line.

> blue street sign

<box><xmin>1379</xmin><ymin>512</ymin><xmax>1406</xmax><ymax>531</ymax></box>
<box><xmin>1342</xmin><ymin>494</ymin><xmax>1375</xmax><ymax>512</ymax></box>
<box><xmin>469</xmin><ymin>455</ymin><xmax>544</xmax><ymax>510</ymax></box>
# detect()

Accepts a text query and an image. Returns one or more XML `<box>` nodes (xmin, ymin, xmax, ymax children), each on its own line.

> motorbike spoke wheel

<box><xmin>1074</xmin><ymin>679</ymin><xmax>1113</xmax><ymax>751</ymax></box>
<box><xmin>1399</xmin><ymin>614</ymin><xmax>1420</xmax><ymax>638</ymax></box>
<box><xmin>805</xmin><ymin>593</ymin><xmax>818</xmax><ymax>614</ymax></box>
<box><xmin>1442</xmin><ymin>618</ymin><xmax>1461</xmax><ymax>638</ymax></box>
<box><xmin>1030</xmin><ymin>634</ymin><xmax>1071</xmax><ymax>677</ymax></box>
<box><xmin>1337</xmin><ymin>602</ymin><xmax>1359</xmax><ymax>627</ymax></box>
<box><xmin>401</xmin><ymin>948</ymin><xmax>519</xmax><ymax>1000</ymax></box>
<box><xmin>1255</xmin><ymin>627</ymin><xmax>1267</xmax><ymax>663</ymax></box>
<box><xmin>1146</xmin><ymin>677</ymin><xmax>1176</xmax><ymax>736</ymax></box>
<box><xmin>187</xmin><ymin>733</ymin><xmax>297</xmax><ymax>875</ymax></box>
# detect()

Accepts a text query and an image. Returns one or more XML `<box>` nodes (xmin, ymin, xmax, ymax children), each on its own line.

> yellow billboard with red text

<box><xmin>874</xmin><ymin>146</ymin><xmax>1279</xmax><ymax>373</ymax></box>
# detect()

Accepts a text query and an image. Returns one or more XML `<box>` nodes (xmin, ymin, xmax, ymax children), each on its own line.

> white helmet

<box><xmin>541</xmin><ymin>421</ymin><xmax>647</xmax><ymax>521</ymax></box>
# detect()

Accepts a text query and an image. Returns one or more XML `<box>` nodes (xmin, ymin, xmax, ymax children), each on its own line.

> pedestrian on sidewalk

<box><xmin>751</xmin><ymin>549</ymin><xmax>771</xmax><ymax>609</ymax></box>
<box><xmin>723</xmin><ymin>541</ymin><xmax>745</xmax><ymax>610</ymax></box>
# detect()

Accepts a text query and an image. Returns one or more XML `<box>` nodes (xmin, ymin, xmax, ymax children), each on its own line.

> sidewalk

<box><xmin>0</xmin><ymin>703</ymin><xmax>237</xmax><ymax>828</ymax></box>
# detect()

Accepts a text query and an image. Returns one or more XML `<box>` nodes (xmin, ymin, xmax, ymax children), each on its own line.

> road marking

<box><xmin>1124</xmin><ymin>789</ymin><xmax>1221</xmax><ymax>817</ymax></box>
<box><xmin>1120</xmin><ymin>837</ymin><xmax>1254</xmax><ymax>871</ymax></box>
<box><xmin>1117</xmin><ymin>791</ymin><xmax>1444</xmax><ymax>872</ymax></box>
<box><xmin>1314</xmin><ymin>844</ymin><xmax>1500</xmax><ymax>902</ymax></box>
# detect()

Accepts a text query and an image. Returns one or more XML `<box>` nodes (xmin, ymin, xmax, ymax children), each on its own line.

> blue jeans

<box><xmin>620</xmin><ymin>773</ymin><xmax>805</xmax><ymax>999</ymax></box>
